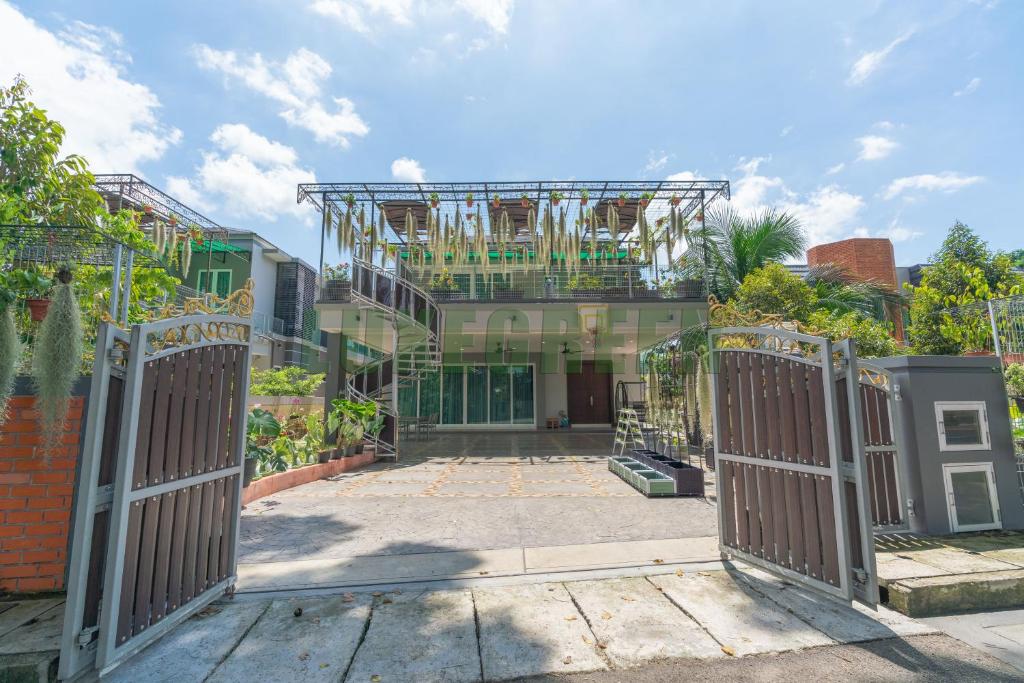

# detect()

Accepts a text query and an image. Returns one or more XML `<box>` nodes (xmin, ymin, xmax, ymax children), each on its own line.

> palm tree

<box><xmin>682</xmin><ymin>206</ymin><xmax>806</xmax><ymax>300</ymax></box>
<box><xmin>806</xmin><ymin>263</ymin><xmax>904</xmax><ymax>321</ymax></box>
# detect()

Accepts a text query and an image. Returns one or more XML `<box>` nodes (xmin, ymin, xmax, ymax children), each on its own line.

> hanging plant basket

<box><xmin>465</xmin><ymin>194</ymin><xmax>474</xmax><ymax>208</ymax></box>
<box><xmin>617</xmin><ymin>197</ymin><xmax>626</xmax><ymax>208</ymax></box>
<box><xmin>25</xmin><ymin>298</ymin><xmax>51</xmax><ymax>322</ymax></box>
<box><xmin>695</xmin><ymin>211</ymin><xmax>704</xmax><ymax>222</ymax></box>
<box><xmin>142</xmin><ymin>204</ymin><xmax>153</xmax><ymax>215</ymax></box>
<box><xmin>492</xmin><ymin>195</ymin><xmax>501</xmax><ymax>208</ymax></box>
<box><xmin>670</xmin><ymin>195</ymin><xmax>681</xmax><ymax>206</ymax></box>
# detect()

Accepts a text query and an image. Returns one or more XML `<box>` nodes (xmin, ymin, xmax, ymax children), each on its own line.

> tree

<box><xmin>806</xmin><ymin>310</ymin><xmax>904</xmax><ymax>358</ymax></box>
<box><xmin>734</xmin><ymin>263</ymin><xmax>818</xmax><ymax>320</ymax></box>
<box><xmin>805</xmin><ymin>264</ymin><xmax>903</xmax><ymax>320</ymax></box>
<box><xmin>906</xmin><ymin>222</ymin><xmax>1022</xmax><ymax>354</ymax></box>
<box><xmin>0</xmin><ymin>77</ymin><xmax>105</xmax><ymax>225</ymax></box>
<box><xmin>683</xmin><ymin>206</ymin><xmax>806</xmax><ymax>300</ymax></box>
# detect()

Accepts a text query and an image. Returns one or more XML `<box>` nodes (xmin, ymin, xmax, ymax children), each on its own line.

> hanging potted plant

<box><xmin>142</xmin><ymin>204</ymin><xmax>153</xmax><ymax>215</ymax></box>
<box><xmin>0</xmin><ymin>272</ymin><xmax>19</xmax><ymax>427</ymax></box>
<box><xmin>695</xmin><ymin>210</ymin><xmax>704</xmax><ymax>222</ymax></box>
<box><xmin>670</xmin><ymin>193</ymin><xmax>681</xmax><ymax>206</ymax></box>
<box><xmin>492</xmin><ymin>194</ymin><xmax>501</xmax><ymax>209</ymax></box>
<box><xmin>549</xmin><ymin>191</ymin><xmax>564</xmax><ymax>207</ymax></box>
<box><xmin>429</xmin><ymin>192</ymin><xmax>440</xmax><ymax>209</ymax></box>
<box><xmin>16</xmin><ymin>268</ymin><xmax>54</xmax><ymax>322</ymax></box>
<box><xmin>640</xmin><ymin>191</ymin><xmax>654</xmax><ymax>208</ymax></box>
<box><xmin>580</xmin><ymin>189</ymin><xmax>590</xmax><ymax>206</ymax></box>
<box><xmin>520</xmin><ymin>193</ymin><xmax>530</xmax><ymax>208</ymax></box>
<box><xmin>465</xmin><ymin>192</ymin><xmax>474</xmax><ymax>208</ymax></box>
<box><xmin>32</xmin><ymin>267</ymin><xmax>82</xmax><ymax>455</ymax></box>
<box><xmin>342</xmin><ymin>193</ymin><xmax>357</xmax><ymax>208</ymax></box>
<box><xmin>617</xmin><ymin>192</ymin><xmax>628</xmax><ymax>208</ymax></box>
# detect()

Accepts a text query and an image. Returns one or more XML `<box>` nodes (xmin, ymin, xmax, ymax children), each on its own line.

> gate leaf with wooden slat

<box><xmin>59</xmin><ymin>315</ymin><xmax>252</xmax><ymax>679</ymax></box>
<box><xmin>710</xmin><ymin>327</ymin><xmax>880</xmax><ymax>606</ymax></box>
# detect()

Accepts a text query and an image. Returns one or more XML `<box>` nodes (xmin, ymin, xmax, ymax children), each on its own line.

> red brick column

<box><xmin>0</xmin><ymin>395</ymin><xmax>83</xmax><ymax>594</ymax></box>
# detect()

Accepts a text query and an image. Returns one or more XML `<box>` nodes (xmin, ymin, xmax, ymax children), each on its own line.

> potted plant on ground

<box><xmin>245</xmin><ymin>408</ymin><xmax>281</xmax><ymax>485</ymax></box>
<box><xmin>15</xmin><ymin>268</ymin><xmax>53</xmax><ymax>322</ymax></box>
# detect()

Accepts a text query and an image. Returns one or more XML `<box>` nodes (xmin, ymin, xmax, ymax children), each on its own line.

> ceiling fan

<box><xmin>560</xmin><ymin>342</ymin><xmax>581</xmax><ymax>355</ymax></box>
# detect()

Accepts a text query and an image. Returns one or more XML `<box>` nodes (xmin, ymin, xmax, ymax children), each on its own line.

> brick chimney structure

<box><xmin>806</xmin><ymin>237</ymin><xmax>905</xmax><ymax>341</ymax></box>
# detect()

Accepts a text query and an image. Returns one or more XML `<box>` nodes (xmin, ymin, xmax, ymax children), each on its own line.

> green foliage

<box><xmin>683</xmin><ymin>206</ymin><xmax>806</xmax><ymax>300</ymax></box>
<box><xmin>734</xmin><ymin>263</ymin><xmax>817</xmax><ymax>320</ymax></box>
<box><xmin>805</xmin><ymin>264</ymin><xmax>901</xmax><ymax>320</ymax></box>
<box><xmin>31</xmin><ymin>281</ymin><xmax>82</xmax><ymax>454</ymax></box>
<box><xmin>245</xmin><ymin>407</ymin><xmax>281</xmax><ymax>468</ymax></box>
<box><xmin>10</xmin><ymin>268</ymin><xmax>53</xmax><ymax>298</ymax></box>
<box><xmin>566</xmin><ymin>273</ymin><xmax>602</xmax><ymax>290</ymax></box>
<box><xmin>327</xmin><ymin>398</ymin><xmax>378</xmax><ymax>447</ymax></box>
<box><xmin>806</xmin><ymin>310</ymin><xmax>905</xmax><ymax>358</ymax></box>
<box><xmin>323</xmin><ymin>262</ymin><xmax>350</xmax><ymax>282</ymax></box>
<box><xmin>1004</xmin><ymin>363</ymin><xmax>1024</xmax><ymax>398</ymax></box>
<box><xmin>249</xmin><ymin>366</ymin><xmax>325</xmax><ymax>397</ymax></box>
<box><xmin>906</xmin><ymin>222</ymin><xmax>1023</xmax><ymax>354</ymax></box>
<box><xmin>0</xmin><ymin>309</ymin><xmax>19</xmax><ymax>425</ymax></box>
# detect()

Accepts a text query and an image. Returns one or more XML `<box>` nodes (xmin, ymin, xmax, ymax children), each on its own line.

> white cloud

<box><xmin>954</xmin><ymin>77</ymin><xmax>981</xmax><ymax>97</ymax></box>
<box><xmin>874</xmin><ymin>120</ymin><xmax>895</xmax><ymax>130</ymax></box>
<box><xmin>856</xmin><ymin>134</ymin><xmax>898</xmax><ymax>161</ymax></box>
<box><xmin>780</xmin><ymin>125</ymin><xmax>794</xmax><ymax>137</ymax></box>
<box><xmin>826</xmin><ymin>162</ymin><xmax>846</xmax><ymax>175</ymax></box>
<box><xmin>390</xmin><ymin>157</ymin><xmax>426</xmax><ymax>182</ymax></box>
<box><xmin>644</xmin><ymin>151</ymin><xmax>670</xmax><ymax>176</ymax></box>
<box><xmin>174</xmin><ymin>124</ymin><xmax>316</xmax><ymax>223</ymax></box>
<box><xmin>165</xmin><ymin>175</ymin><xmax>211</xmax><ymax>212</ymax></box>
<box><xmin>0</xmin><ymin>3</ymin><xmax>181</xmax><ymax>173</ymax></box>
<box><xmin>847</xmin><ymin>30</ymin><xmax>914</xmax><ymax>86</ymax></box>
<box><xmin>852</xmin><ymin>216</ymin><xmax>923</xmax><ymax>243</ymax></box>
<box><xmin>883</xmin><ymin>172</ymin><xmax>984</xmax><ymax>200</ymax></box>
<box><xmin>193</xmin><ymin>45</ymin><xmax>369</xmax><ymax>148</ymax></box>
<box><xmin>310</xmin><ymin>0</ymin><xmax>512</xmax><ymax>35</ymax></box>
<box><xmin>456</xmin><ymin>0</ymin><xmax>513</xmax><ymax>34</ymax></box>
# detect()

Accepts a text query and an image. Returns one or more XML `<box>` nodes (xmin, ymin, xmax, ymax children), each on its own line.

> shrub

<box><xmin>249</xmin><ymin>366</ymin><xmax>325</xmax><ymax>396</ymax></box>
<box><xmin>806</xmin><ymin>310</ymin><xmax>905</xmax><ymax>359</ymax></box>
<box><xmin>734</xmin><ymin>263</ymin><xmax>817</xmax><ymax>320</ymax></box>
<box><xmin>1005</xmin><ymin>364</ymin><xmax>1024</xmax><ymax>398</ymax></box>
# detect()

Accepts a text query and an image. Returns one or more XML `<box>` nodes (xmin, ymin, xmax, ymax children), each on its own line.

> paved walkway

<box><xmin>110</xmin><ymin>563</ymin><xmax>939</xmax><ymax>682</ymax></box>
<box><xmin>238</xmin><ymin>431</ymin><xmax>718</xmax><ymax>590</ymax></box>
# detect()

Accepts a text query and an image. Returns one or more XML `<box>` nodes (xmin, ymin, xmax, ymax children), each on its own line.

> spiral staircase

<box><xmin>347</xmin><ymin>258</ymin><xmax>442</xmax><ymax>459</ymax></box>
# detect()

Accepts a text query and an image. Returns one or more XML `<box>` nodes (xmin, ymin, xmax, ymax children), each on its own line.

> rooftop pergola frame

<box><xmin>298</xmin><ymin>180</ymin><xmax>731</xmax><ymax>256</ymax></box>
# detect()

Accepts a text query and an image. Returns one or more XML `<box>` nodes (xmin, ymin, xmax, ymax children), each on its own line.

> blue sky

<box><xmin>2</xmin><ymin>0</ymin><xmax>1021</xmax><ymax>266</ymax></box>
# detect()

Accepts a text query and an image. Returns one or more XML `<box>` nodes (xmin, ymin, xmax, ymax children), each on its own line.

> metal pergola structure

<box><xmin>94</xmin><ymin>174</ymin><xmax>223</xmax><ymax>233</ymax></box>
<box><xmin>298</xmin><ymin>179</ymin><xmax>730</xmax><ymax>274</ymax></box>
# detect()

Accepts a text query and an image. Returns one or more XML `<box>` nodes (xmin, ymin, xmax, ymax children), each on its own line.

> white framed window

<box><xmin>934</xmin><ymin>401</ymin><xmax>990</xmax><ymax>451</ymax></box>
<box><xmin>942</xmin><ymin>463</ymin><xmax>1001</xmax><ymax>532</ymax></box>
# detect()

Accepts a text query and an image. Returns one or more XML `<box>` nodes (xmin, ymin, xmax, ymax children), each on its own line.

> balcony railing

<box><xmin>318</xmin><ymin>265</ymin><xmax>705</xmax><ymax>304</ymax></box>
<box><xmin>252</xmin><ymin>311</ymin><xmax>286</xmax><ymax>337</ymax></box>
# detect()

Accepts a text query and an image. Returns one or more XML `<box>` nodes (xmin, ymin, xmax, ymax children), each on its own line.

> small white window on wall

<box><xmin>934</xmin><ymin>401</ymin><xmax>990</xmax><ymax>451</ymax></box>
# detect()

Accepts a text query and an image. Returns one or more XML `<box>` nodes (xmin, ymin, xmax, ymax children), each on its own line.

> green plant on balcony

<box><xmin>250</xmin><ymin>366</ymin><xmax>326</xmax><ymax>397</ymax></box>
<box><xmin>1006</xmin><ymin>365</ymin><xmax>1024</xmax><ymax>412</ymax></box>
<box><xmin>566</xmin><ymin>273</ymin><xmax>603</xmax><ymax>291</ymax></box>
<box><xmin>640</xmin><ymin>192</ymin><xmax>654</xmax><ymax>207</ymax></box>
<box><xmin>323</xmin><ymin>262</ymin><xmax>350</xmax><ymax>282</ymax></box>
<box><xmin>520</xmin><ymin>192</ymin><xmax>530</xmax><ymax>207</ymax></box>
<box><xmin>429</xmin><ymin>192</ymin><xmax>440</xmax><ymax>208</ymax></box>
<box><xmin>549</xmin><ymin>191</ymin><xmax>564</xmax><ymax>206</ymax></box>
<box><xmin>617</xmin><ymin>192</ymin><xmax>629</xmax><ymax>207</ymax></box>
<box><xmin>580</xmin><ymin>189</ymin><xmax>590</xmax><ymax>206</ymax></box>
<box><xmin>429</xmin><ymin>268</ymin><xmax>458</xmax><ymax>292</ymax></box>
<box><xmin>342</xmin><ymin>193</ymin><xmax>356</xmax><ymax>207</ymax></box>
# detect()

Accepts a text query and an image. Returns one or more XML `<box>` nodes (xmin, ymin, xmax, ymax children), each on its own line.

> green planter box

<box><xmin>634</xmin><ymin>469</ymin><xmax>675</xmax><ymax>496</ymax></box>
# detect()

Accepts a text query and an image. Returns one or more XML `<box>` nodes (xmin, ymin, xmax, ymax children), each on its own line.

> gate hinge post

<box><xmin>77</xmin><ymin>626</ymin><xmax>99</xmax><ymax>647</ymax></box>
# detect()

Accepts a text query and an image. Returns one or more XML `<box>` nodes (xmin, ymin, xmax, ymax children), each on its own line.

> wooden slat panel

<box><xmin>845</xmin><ymin>481</ymin><xmax>864</xmax><ymax>571</ymax></box>
<box><xmin>115</xmin><ymin>500</ymin><xmax>144</xmax><ymax>646</ymax></box>
<box><xmin>738</xmin><ymin>354</ymin><xmax>756</xmax><ymax>457</ymax></box>
<box><xmin>715</xmin><ymin>358</ymin><xmax>732</xmax><ymax>454</ymax></box>
<box><xmin>791</xmin><ymin>363</ymin><xmax>814</xmax><ymax>464</ymax></box>
<box><xmin>207</xmin><ymin>479</ymin><xmax>226</xmax><ymax>587</ymax></box>
<box><xmin>836</xmin><ymin>377</ymin><xmax>853</xmax><ymax>464</ymax></box>
<box><xmin>181</xmin><ymin>483</ymin><xmax>203</xmax><ymax>602</ymax></box>
<box><xmin>178</xmin><ymin>348</ymin><xmax>202</xmax><ymax>478</ymax></box>
<box><xmin>815</xmin><ymin>475</ymin><xmax>840</xmax><ymax>587</ymax></box>
<box><xmin>756</xmin><ymin>465</ymin><xmax>775</xmax><ymax>562</ymax></box>
<box><xmin>83</xmin><ymin>509</ymin><xmax>110</xmax><ymax>630</ymax></box>
<box><xmin>777</xmin><ymin>360</ymin><xmax>797</xmax><ymax>463</ymax></box>
<box><xmin>807</xmin><ymin>366</ymin><xmax>829</xmax><ymax>468</ymax></box>
<box><xmin>150</xmin><ymin>492</ymin><xmax>176</xmax><ymax>622</ymax></box>
<box><xmin>165</xmin><ymin>487</ymin><xmax>190</xmax><ymax>615</ymax></box>
<box><xmin>219</xmin><ymin>475</ymin><xmax>238</xmax><ymax>580</ymax></box>
<box><xmin>132</xmin><ymin>361</ymin><xmax>159</xmax><ymax>490</ymax></box>
<box><xmin>750</xmin><ymin>355</ymin><xmax>769</xmax><ymax>459</ymax></box>
<box><xmin>203</xmin><ymin>347</ymin><xmax>228</xmax><ymax>473</ymax></box>
<box><xmin>721</xmin><ymin>462</ymin><xmax>737</xmax><ymax>548</ymax></box>
<box><xmin>866</xmin><ymin>453</ymin><xmax>881</xmax><ymax>523</ymax></box>
<box><xmin>214</xmin><ymin>348</ymin><xmax>236</xmax><ymax>470</ymax></box>
<box><xmin>194</xmin><ymin>480</ymin><xmax>216</xmax><ymax>593</ymax></box>
<box><xmin>770</xmin><ymin>468</ymin><xmax>790</xmax><ymax>567</ymax></box>
<box><xmin>745</xmin><ymin>464</ymin><xmax>762</xmax><ymax>557</ymax></box>
<box><xmin>863</xmin><ymin>384</ymin><xmax>881</xmax><ymax>446</ymax></box>
<box><xmin>191</xmin><ymin>347</ymin><xmax>216</xmax><ymax>474</ymax></box>
<box><xmin>727</xmin><ymin>353</ymin><xmax>743</xmax><ymax>456</ymax></box>
<box><xmin>98</xmin><ymin>376</ymin><xmax>124</xmax><ymax>487</ymax></box>
<box><xmin>131</xmin><ymin>495</ymin><xmax>161</xmax><ymax>635</ymax></box>
<box><xmin>146</xmin><ymin>356</ymin><xmax>174</xmax><ymax>486</ymax></box>
<box><xmin>881</xmin><ymin>451</ymin><xmax>902</xmax><ymax>524</ymax></box>
<box><xmin>225</xmin><ymin>346</ymin><xmax>247</xmax><ymax>467</ymax></box>
<box><xmin>763</xmin><ymin>357</ymin><xmax>782</xmax><ymax>460</ymax></box>
<box><xmin>784</xmin><ymin>470</ymin><xmax>805</xmax><ymax>574</ymax></box>
<box><xmin>163</xmin><ymin>350</ymin><xmax>189</xmax><ymax>482</ymax></box>
<box><xmin>875</xmin><ymin>388</ymin><xmax>893</xmax><ymax>445</ymax></box>
<box><xmin>799</xmin><ymin>474</ymin><xmax>822</xmax><ymax>580</ymax></box>
<box><xmin>733</xmin><ymin>461</ymin><xmax>750</xmax><ymax>552</ymax></box>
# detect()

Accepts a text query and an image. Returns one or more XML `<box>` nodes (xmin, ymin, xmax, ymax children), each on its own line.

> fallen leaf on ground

<box><xmin>298</xmin><ymin>651</ymin><xmax>310</xmax><ymax>661</ymax></box>
<box><xmin>564</xmin><ymin>615</ymin><xmax>577</xmax><ymax>621</ymax></box>
<box><xmin>371</xmin><ymin>676</ymin><xmax>382</xmax><ymax>682</ymax></box>
<box><xmin>653</xmin><ymin>558</ymin><xmax>664</xmax><ymax>564</ymax></box>
<box><xmin>620</xmin><ymin>596</ymin><xmax>635</xmax><ymax>602</ymax></box>
<box><xmin>721</xmin><ymin>645</ymin><xmax>736</xmax><ymax>657</ymax></box>
<box><xmin>600</xmin><ymin>611</ymin><xmax>612</xmax><ymax>620</ymax></box>
<box><xmin>319</xmin><ymin>663</ymin><xmax>330</xmax><ymax>669</ymax></box>
<box><xmin>372</xmin><ymin>591</ymin><xmax>384</xmax><ymax>597</ymax></box>
<box><xmin>675</xmin><ymin>569</ymin><xmax>685</xmax><ymax>577</ymax></box>
<box><xmin>382</xmin><ymin>597</ymin><xmax>393</xmax><ymax>604</ymax></box>
<box><xmin>479</xmin><ymin>571</ymin><xmax>490</xmax><ymax>575</ymax></box>
<box><xmin>342</xmin><ymin>593</ymin><xmax>355</xmax><ymax>603</ymax></box>
<box><xmin>698</xmin><ymin>571</ymin><xmax>711</xmax><ymax>577</ymax></box>
<box><xmin>581</xmin><ymin>635</ymin><xmax>592</xmax><ymax>644</ymax></box>
<box><xmin>562</xmin><ymin>656</ymin><xmax>573</xmax><ymax>665</ymax></box>
<box><xmin>597</xmin><ymin>642</ymin><xmax>608</xmax><ymax>650</ymax></box>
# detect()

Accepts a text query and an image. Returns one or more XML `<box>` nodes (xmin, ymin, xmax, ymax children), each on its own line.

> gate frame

<box><xmin>59</xmin><ymin>314</ymin><xmax>252</xmax><ymax>679</ymax></box>
<box><xmin>709</xmin><ymin>326</ymin><xmax>879</xmax><ymax>606</ymax></box>
<box><xmin>857</xmin><ymin>360</ymin><xmax>910</xmax><ymax>534</ymax></box>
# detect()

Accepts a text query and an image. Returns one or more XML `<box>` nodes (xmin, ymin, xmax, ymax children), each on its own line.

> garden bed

<box><xmin>241</xmin><ymin>451</ymin><xmax>376</xmax><ymax>505</ymax></box>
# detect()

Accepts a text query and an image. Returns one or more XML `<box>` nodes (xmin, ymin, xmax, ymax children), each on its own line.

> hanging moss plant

<box><xmin>32</xmin><ymin>268</ymin><xmax>82</xmax><ymax>455</ymax></box>
<box><xmin>0</xmin><ymin>307</ymin><xmax>19</xmax><ymax>427</ymax></box>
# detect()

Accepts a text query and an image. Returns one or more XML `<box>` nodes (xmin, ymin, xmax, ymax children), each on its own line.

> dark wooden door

<box><xmin>567</xmin><ymin>360</ymin><xmax>612</xmax><ymax>424</ymax></box>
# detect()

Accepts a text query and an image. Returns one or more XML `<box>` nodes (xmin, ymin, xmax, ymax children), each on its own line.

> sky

<box><xmin>2</xmin><ymin>0</ymin><xmax>1021</xmax><ymax>267</ymax></box>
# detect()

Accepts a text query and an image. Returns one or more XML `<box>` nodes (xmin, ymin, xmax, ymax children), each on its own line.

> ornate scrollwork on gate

<box><xmin>858</xmin><ymin>365</ymin><xmax>891</xmax><ymax>390</ymax></box>
<box><xmin>145</xmin><ymin>318</ymin><xmax>251</xmax><ymax>355</ymax></box>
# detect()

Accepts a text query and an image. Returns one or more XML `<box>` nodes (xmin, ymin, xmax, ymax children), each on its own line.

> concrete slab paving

<box><xmin>474</xmin><ymin>582</ymin><xmax>609</xmax><ymax>680</ymax></box>
<box><xmin>896</xmin><ymin>547</ymin><xmax>1020</xmax><ymax>574</ymax></box>
<box><xmin>0</xmin><ymin>603</ymin><xmax>64</xmax><ymax>655</ymax></box>
<box><xmin>649</xmin><ymin>570</ymin><xmax>835</xmax><ymax>656</ymax></box>
<box><xmin>0</xmin><ymin>599</ymin><xmax>62</xmax><ymax>640</ymax></box>
<box><xmin>524</xmin><ymin>537</ymin><xmax>719</xmax><ymax>572</ymax></box>
<box><xmin>734</xmin><ymin>567</ymin><xmax>935</xmax><ymax>643</ymax></box>
<box><xmin>206</xmin><ymin>595</ymin><xmax>370</xmax><ymax>683</ymax></box>
<box><xmin>876</xmin><ymin>553</ymin><xmax>951</xmax><ymax>581</ymax></box>
<box><xmin>925</xmin><ymin>607</ymin><xmax>1024</xmax><ymax>673</ymax></box>
<box><xmin>346</xmin><ymin>590</ymin><xmax>481</xmax><ymax>683</ymax></box>
<box><xmin>563</xmin><ymin>577</ymin><xmax>722</xmax><ymax>666</ymax></box>
<box><xmin>105</xmin><ymin>601</ymin><xmax>269</xmax><ymax>683</ymax></box>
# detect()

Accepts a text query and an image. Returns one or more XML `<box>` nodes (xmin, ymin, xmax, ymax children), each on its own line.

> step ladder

<box><xmin>612</xmin><ymin>408</ymin><xmax>646</xmax><ymax>457</ymax></box>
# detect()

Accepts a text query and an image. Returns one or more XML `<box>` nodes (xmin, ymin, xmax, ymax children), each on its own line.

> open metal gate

<box><xmin>59</xmin><ymin>315</ymin><xmax>252</xmax><ymax>679</ymax></box>
<box><xmin>710</xmin><ymin>327</ymin><xmax>879</xmax><ymax>606</ymax></box>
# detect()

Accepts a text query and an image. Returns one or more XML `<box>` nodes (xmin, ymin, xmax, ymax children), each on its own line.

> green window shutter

<box><xmin>215</xmin><ymin>271</ymin><xmax>231</xmax><ymax>298</ymax></box>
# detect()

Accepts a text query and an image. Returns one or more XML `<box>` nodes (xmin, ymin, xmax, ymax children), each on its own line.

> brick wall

<box><xmin>0</xmin><ymin>395</ymin><xmax>83</xmax><ymax>594</ymax></box>
<box><xmin>807</xmin><ymin>237</ymin><xmax>905</xmax><ymax>341</ymax></box>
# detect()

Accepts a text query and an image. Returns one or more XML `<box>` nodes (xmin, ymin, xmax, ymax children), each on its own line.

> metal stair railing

<box><xmin>346</xmin><ymin>257</ymin><xmax>442</xmax><ymax>458</ymax></box>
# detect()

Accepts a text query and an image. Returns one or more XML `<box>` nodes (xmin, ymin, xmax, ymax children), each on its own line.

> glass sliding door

<box><xmin>511</xmin><ymin>365</ymin><xmax>534</xmax><ymax>424</ymax></box>
<box><xmin>489</xmin><ymin>366</ymin><xmax>511</xmax><ymax>423</ymax></box>
<box><xmin>442</xmin><ymin>366</ymin><xmax>464</xmax><ymax>424</ymax></box>
<box><xmin>466</xmin><ymin>366</ymin><xmax>488</xmax><ymax>424</ymax></box>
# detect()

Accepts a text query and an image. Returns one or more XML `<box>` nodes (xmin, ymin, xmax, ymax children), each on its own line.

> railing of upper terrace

<box><xmin>318</xmin><ymin>265</ymin><xmax>706</xmax><ymax>304</ymax></box>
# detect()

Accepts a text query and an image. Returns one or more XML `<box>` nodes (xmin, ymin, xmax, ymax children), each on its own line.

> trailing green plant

<box><xmin>249</xmin><ymin>366</ymin><xmax>326</xmax><ymax>396</ymax></box>
<box><xmin>1004</xmin><ymin>363</ymin><xmax>1024</xmax><ymax>398</ymax></box>
<box><xmin>0</xmin><ymin>307</ymin><xmax>19</xmax><ymax>426</ymax></box>
<box><xmin>31</xmin><ymin>268</ymin><xmax>82</xmax><ymax>454</ymax></box>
